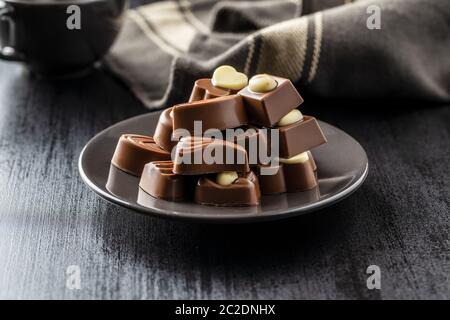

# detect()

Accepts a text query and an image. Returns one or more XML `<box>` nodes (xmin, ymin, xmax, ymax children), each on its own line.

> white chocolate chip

<box><xmin>212</xmin><ymin>65</ymin><xmax>248</xmax><ymax>90</ymax></box>
<box><xmin>216</xmin><ymin>171</ymin><xmax>239</xmax><ymax>186</ymax></box>
<box><xmin>277</xmin><ymin>109</ymin><xmax>303</xmax><ymax>127</ymax></box>
<box><xmin>279</xmin><ymin>152</ymin><xmax>309</xmax><ymax>164</ymax></box>
<box><xmin>248</xmin><ymin>74</ymin><xmax>278</xmax><ymax>93</ymax></box>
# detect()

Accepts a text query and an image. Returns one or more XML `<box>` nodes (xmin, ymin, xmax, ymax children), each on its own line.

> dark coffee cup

<box><xmin>0</xmin><ymin>0</ymin><xmax>128</xmax><ymax>77</ymax></box>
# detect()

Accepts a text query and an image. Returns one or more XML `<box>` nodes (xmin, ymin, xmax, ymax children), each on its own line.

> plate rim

<box><xmin>78</xmin><ymin>112</ymin><xmax>369</xmax><ymax>223</ymax></box>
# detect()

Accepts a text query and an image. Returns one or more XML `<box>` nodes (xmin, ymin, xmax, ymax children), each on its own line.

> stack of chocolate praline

<box><xmin>110</xmin><ymin>66</ymin><xmax>327</xmax><ymax>206</ymax></box>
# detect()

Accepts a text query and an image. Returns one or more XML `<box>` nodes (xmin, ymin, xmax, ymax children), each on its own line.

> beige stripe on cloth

<box><xmin>256</xmin><ymin>17</ymin><xmax>309</xmax><ymax>82</ymax></box>
<box><xmin>178</xmin><ymin>0</ymin><xmax>210</xmax><ymax>34</ymax></box>
<box><xmin>137</xmin><ymin>1</ymin><xmax>198</xmax><ymax>53</ymax></box>
<box><xmin>244</xmin><ymin>35</ymin><xmax>256</xmax><ymax>75</ymax></box>
<box><xmin>308</xmin><ymin>12</ymin><xmax>323</xmax><ymax>83</ymax></box>
<box><xmin>128</xmin><ymin>10</ymin><xmax>181</xmax><ymax>57</ymax></box>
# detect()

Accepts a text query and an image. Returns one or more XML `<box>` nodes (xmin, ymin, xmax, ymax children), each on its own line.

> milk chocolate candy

<box><xmin>239</xmin><ymin>76</ymin><xmax>303</xmax><ymax>127</ymax></box>
<box><xmin>275</xmin><ymin>115</ymin><xmax>327</xmax><ymax>158</ymax></box>
<box><xmin>282</xmin><ymin>160</ymin><xmax>318</xmax><ymax>192</ymax></box>
<box><xmin>227</xmin><ymin>126</ymin><xmax>268</xmax><ymax>165</ymax></box>
<box><xmin>308</xmin><ymin>151</ymin><xmax>317</xmax><ymax>177</ymax></box>
<box><xmin>139</xmin><ymin>161</ymin><xmax>194</xmax><ymax>201</ymax></box>
<box><xmin>154</xmin><ymin>107</ymin><xmax>177</xmax><ymax>152</ymax></box>
<box><xmin>172</xmin><ymin>95</ymin><xmax>248</xmax><ymax>135</ymax></box>
<box><xmin>195</xmin><ymin>171</ymin><xmax>260</xmax><ymax>206</ymax></box>
<box><xmin>173</xmin><ymin>137</ymin><xmax>250</xmax><ymax>175</ymax></box>
<box><xmin>256</xmin><ymin>164</ymin><xmax>286</xmax><ymax>195</ymax></box>
<box><xmin>189</xmin><ymin>79</ymin><xmax>231</xmax><ymax>102</ymax></box>
<box><xmin>106</xmin><ymin>164</ymin><xmax>140</xmax><ymax>199</ymax></box>
<box><xmin>111</xmin><ymin>134</ymin><xmax>171</xmax><ymax>177</ymax></box>
<box><xmin>256</xmin><ymin>153</ymin><xmax>317</xmax><ymax>194</ymax></box>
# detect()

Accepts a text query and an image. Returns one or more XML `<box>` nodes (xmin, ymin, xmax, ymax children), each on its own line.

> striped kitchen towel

<box><xmin>107</xmin><ymin>0</ymin><xmax>450</xmax><ymax>109</ymax></box>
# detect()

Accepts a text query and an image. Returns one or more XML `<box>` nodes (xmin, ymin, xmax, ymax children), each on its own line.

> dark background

<box><xmin>0</xmin><ymin>0</ymin><xmax>449</xmax><ymax>299</ymax></box>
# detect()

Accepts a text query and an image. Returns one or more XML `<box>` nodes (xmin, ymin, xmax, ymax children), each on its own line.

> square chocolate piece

<box><xmin>238</xmin><ymin>76</ymin><xmax>303</xmax><ymax>127</ymax></box>
<box><xmin>275</xmin><ymin>116</ymin><xmax>327</xmax><ymax>158</ymax></box>
<box><xmin>172</xmin><ymin>95</ymin><xmax>248</xmax><ymax>135</ymax></box>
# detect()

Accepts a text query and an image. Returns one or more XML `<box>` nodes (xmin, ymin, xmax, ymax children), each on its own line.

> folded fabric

<box><xmin>107</xmin><ymin>0</ymin><xmax>450</xmax><ymax>109</ymax></box>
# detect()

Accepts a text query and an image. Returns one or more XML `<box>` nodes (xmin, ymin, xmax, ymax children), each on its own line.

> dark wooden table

<box><xmin>0</xmin><ymin>59</ymin><xmax>449</xmax><ymax>300</ymax></box>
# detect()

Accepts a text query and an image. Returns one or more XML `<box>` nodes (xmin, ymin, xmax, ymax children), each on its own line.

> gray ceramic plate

<box><xmin>79</xmin><ymin>111</ymin><xmax>368</xmax><ymax>223</ymax></box>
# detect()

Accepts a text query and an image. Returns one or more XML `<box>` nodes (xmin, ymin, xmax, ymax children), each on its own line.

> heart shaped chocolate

<box><xmin>212</xmin><ymin>65</ymin><xmax>248</xmax><ymax>90</ymax></box>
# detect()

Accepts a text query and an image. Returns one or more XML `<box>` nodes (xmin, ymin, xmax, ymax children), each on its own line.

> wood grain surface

<box><xmin>0</xmin><ymin>58</ymin><xmax>449</xmax><ymax>300</ymax></box>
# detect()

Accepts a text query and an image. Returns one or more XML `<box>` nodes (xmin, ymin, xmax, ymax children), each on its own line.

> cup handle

<box><xmin>0</xmin><ymin>1</ymin><xmax>25</xmax><ymax>61</ymax></box>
